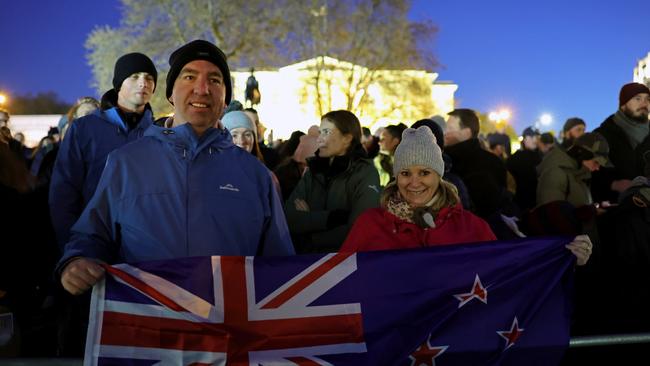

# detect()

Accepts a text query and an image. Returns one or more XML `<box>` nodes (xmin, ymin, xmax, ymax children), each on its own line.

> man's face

<box><xmin>621</xmin><ymin>93</ymin><xmax>650</xmax><ymax>122</ymax></box>
<box><xmin>522</xmin><ymin>135</ymin><xmax>538</xmax><ymax>150</ymax></box>
<box><xmin>170</xmin><ymin>60</ymin><xmax>226</xmax><ymax>134</ymax></box>
<box><xmin>0</xmin><ymin>112</ymin><xmax>9</xmax><ymax>127</ymax></box>
<box><xmin>117</xmin><ymin>72</ymin><xmax>155</xmax><ymax>111</ymax></box>
<box><xmin>538</xmin><ymin>141</ymin><xmax>553</xmax><ymax>154</ymax></box>
<box><xmin>565</xmin><ymin>124</ymin><xmax>585</xmax><ymax>140</ymax></box>
<box><xmin>444</xmin><ymin>115</ymin><xmax>470</xmax><ymax>146</ymax></box>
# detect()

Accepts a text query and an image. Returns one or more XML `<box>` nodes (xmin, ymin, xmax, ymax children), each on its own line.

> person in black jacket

<box><xmin>444</xmin><ymin>109</ymin><xmax>509</xmax><ymax>218</ymax></box>
<box><xmin>592</xmin><ymin>82</ymin><xmax>650</xmax><ymax>202</ymax></box>
<box><xmin>507</xmin><ymin>126</ymin><xmax>542</xmax><ymax>212</ymax></box>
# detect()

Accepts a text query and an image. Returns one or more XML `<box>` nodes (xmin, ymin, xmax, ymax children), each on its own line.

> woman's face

<box><xmin>317</xmin><ymin>118</ymin><xmax>352</xmax><ymax>158</ymax></box>
<box><xmin>231</xmin><ymin>127</ymin><xmax>255</xmax><ymax>153</ymax></box>
<box><xmin>396</xmin><ymin>165</ymin><xmax>440</xmax><ymax>207</ymax></box>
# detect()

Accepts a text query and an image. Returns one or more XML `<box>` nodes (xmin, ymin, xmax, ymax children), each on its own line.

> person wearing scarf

<box><xmin>341</xmin><ymin>127</ymin><xmax>593</xmax><ymax>267</ymax></box>
<box><xmin>592</xmin><ymin>82</ymin><xmax>650</xmax><ymax>202</ymax></box>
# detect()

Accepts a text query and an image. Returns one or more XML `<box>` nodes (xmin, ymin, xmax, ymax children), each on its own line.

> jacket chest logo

<box><xmin>219</xmin><ymin>183</ymin><xmax>240</xmax><ymax>192</ymax></box>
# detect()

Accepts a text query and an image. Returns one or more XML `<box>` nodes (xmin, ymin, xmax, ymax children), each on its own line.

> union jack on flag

<box><xmin>85</xmin><ymin>237</ymin><xmax>575</xmax><ymax>365</ymax></box>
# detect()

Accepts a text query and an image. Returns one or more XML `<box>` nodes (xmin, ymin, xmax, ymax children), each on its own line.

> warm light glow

<box><xmin>490</xmin><ymin>109</ymin><xmax>511</xmax><ymax>123</ymax></box>
<box><xmin>540</xmin><ymin>113</ymin><xmax>552</xmax><ymax>126</ymax></box>
<box><xmin>229</xmin><ymin>56</ymin><xmax>457</xmax><ymax>139</ymax></box>
<box><xmin>0</xmin><ymin>94</ymin><xmax>7</xmax><ymax>105</ymax></box>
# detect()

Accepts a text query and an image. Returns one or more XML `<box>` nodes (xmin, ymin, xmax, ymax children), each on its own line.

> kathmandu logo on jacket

<box><xmin>368</xmin><ymin>185</ymin><xmax>379</xmax><ymax>193</ymax></box>
<box><xmin>219</xmin><ymin>184</ymin><xmax>240</xmax><ymax>192</ymax></box>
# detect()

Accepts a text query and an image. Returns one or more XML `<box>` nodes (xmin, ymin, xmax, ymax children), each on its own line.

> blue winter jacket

<box><xmin>49</xmin><ymin>106</ymin><xmax>153</xmax><ymax>250</ymax></box>
<box><xmin>57</xmin><ymin>124</ymin><xmax>294</xmax><ymax>270</ymax></box>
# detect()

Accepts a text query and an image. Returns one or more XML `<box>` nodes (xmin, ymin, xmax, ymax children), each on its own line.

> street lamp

<box><xmin>0</xmin><ymin>93</ymin><xmax>7</xmax><ymax>105</ymax></box>
<box><xmin>489</xmin><ymin>108</ymin><xmax>512</xmax><ymax>132</ymax></box>
<box><xmin>540</xmin><ymin>113</ymin><xmax>552</xmax><ymax>126</ymax></box>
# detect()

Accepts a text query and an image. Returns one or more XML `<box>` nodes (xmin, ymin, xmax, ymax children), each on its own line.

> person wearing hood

<box><xmin>285</xmin><ymin>110</ymin><xmax>380</xmax><ymax>253</ymax></box>
<box><xmin>49</xmin><ymin>52</ymin><xmax>158</xmax><ymax>251</ymax></box>
<box><xmin>58</xmin><ymin>40</ymin><xmax>294</xmax><ymax>296</ymax></box>
<box><xmin>537</xmin><ymin>132</ymin><xmax>612</xmax><ymax>208</ymax></box>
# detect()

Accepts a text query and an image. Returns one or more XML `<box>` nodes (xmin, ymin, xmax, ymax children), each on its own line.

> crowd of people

<box><xmin>1</xmin><ymin>39</ymin><xmax>648</xmax><ymax>360</ymax></box>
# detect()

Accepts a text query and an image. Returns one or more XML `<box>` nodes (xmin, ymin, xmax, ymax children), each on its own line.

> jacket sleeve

<box><xmin>339</xmin><ymin>210</ymin><xmax>375</xmax><ymax>252</ymax></box>
<box><xmin>536</xmin><ymin>167</ymin><xmax>569</xmax><ymax>206</ymax></box>
<box><xmin>310</xmin><ymin>162</ymin><xmax>380</xmax><ymax>247</ymax></box>
<box><xmin>284</xmin><ymin>170</ymin><xmax>330</xmax><ymax>234</ymax></box>
<box><xmin>260</xmin><ymin>171</ymin><xmax>296</xmax><ymax>256</ymax></box>
<box><xmin>55</xmin><ymin>152</ymin><xmax>123</xmax><ymax>274</ymax></box>
<box><xmin>49</xmin><ymin>121</ymin><xmax>86</xmax><ymax>251</ymax></box>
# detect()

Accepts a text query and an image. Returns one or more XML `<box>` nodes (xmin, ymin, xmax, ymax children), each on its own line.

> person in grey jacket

<box><xmin>537</xmin><ymin>133</ymin><xmax>612</xmax><ymax>208</ymax></box>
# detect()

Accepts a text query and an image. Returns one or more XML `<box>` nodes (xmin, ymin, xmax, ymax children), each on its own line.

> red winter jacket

<box><xmin>341</xmin><ymin>204</ymin><xmax>496</xmax><ymax>252</ymax></box>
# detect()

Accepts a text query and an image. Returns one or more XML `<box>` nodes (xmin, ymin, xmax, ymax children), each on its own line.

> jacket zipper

<box><xmin>184</xmin><ymin>148</ymin><xmax>189</xmax><ymax>256</ymax></box>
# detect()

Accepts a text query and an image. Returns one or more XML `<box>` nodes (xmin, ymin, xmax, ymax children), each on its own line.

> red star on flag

<box><xmin>408</xmin><ymin>336</ymin><xmax>448</xmax><ymax>366</ymax></box>
<box><xmin>454</xmin><ymin>274</ymin><xmax>487</xmax><ymax>308</ymax></box>
<box><xmin>497</xmin><ymin>316</ymin><xmax>525</xmax><ymax>350</ymax></box>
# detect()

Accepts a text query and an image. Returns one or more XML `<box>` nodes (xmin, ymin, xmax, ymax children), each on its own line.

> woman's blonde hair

<box><xmin>381</xmin><ymin>177</ymin><xmax>460</xmax><ymax>211</ymax></box>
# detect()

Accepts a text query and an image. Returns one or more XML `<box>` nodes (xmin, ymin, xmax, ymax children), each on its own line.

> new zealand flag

<box><xmin>85</xmin><ymin>237</ymin><xmax>574</xmax><ymax>365</ymax></box>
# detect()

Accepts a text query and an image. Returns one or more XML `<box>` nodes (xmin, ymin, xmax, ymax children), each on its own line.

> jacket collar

<box><xmin>97</xmin><ymin>89</ymin><xmax>154</xmax><ymax>132</ymax></box>
<box><xmin>145</xmin><ymin>123</ymin><xmax>234</xmax><ymax>159</ymax></box>
<box><xmin>307</xmin><ymin>143</ymin><xmax>367</xmax><ymax>176</ymax></box>
<box><xmin>445</xmin><ymin>138</ymin><xmax>482</xmax><ymax>160</ymax></box>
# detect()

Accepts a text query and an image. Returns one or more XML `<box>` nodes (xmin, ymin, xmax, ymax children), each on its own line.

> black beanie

<box><xmin>165</xmin><ymin>40</ymin><xmax>232</xmax><ymax>105</ymax></box>
<box><xmin>412</xmin><ymin>118</ymin><xmax>445</xmax><ymax>150</ymax></box>
<box><xmin>112</xmin><ymin>53</ymin><xmax>158</xmax><ymax>92</ymax></box>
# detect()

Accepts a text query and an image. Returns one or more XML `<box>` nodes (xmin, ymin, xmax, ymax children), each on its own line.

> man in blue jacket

<box><xmin>58</xmin><ymin>40</ymin><xmax>295</xmax><ymax>295</ymax></box>
<box><xmin>49</xmin><ymin>52</ymin><xmax>158</xmax><ymax>251</ymax></box>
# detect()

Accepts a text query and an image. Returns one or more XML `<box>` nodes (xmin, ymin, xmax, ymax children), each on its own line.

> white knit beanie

<box><xmin>393</xmin><ymin>126</ymin><xmax>444</xmax><ymax>178</ymax></box>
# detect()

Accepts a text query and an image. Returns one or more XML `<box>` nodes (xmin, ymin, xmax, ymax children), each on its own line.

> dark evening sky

<box><xmin>1</xmin><ymin>0</ymin><xmax>648</xmax><ymax>133</ymax></box>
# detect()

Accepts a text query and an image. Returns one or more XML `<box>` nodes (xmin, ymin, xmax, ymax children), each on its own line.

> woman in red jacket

<box><xmin>341</xmin><ymin>126</ymin><xmax>592</xmax><ymax>266</ymax></box>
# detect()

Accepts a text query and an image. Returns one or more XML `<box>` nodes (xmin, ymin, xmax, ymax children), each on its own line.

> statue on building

<box><xmin>245</xmin><ymin>68</ymin><xmax>261</xmax><ymax>107</ymax></box>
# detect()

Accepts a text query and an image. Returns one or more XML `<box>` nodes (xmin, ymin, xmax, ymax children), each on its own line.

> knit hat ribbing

<box><xmin>393</xmin><ymin>126</ymin><xmax>444</xmax><ymax>178</ymax></box>
<box><xmin>619</xmin><ymin>82</ymin><xmax>650</xmax><ymax>106</ymax></box>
